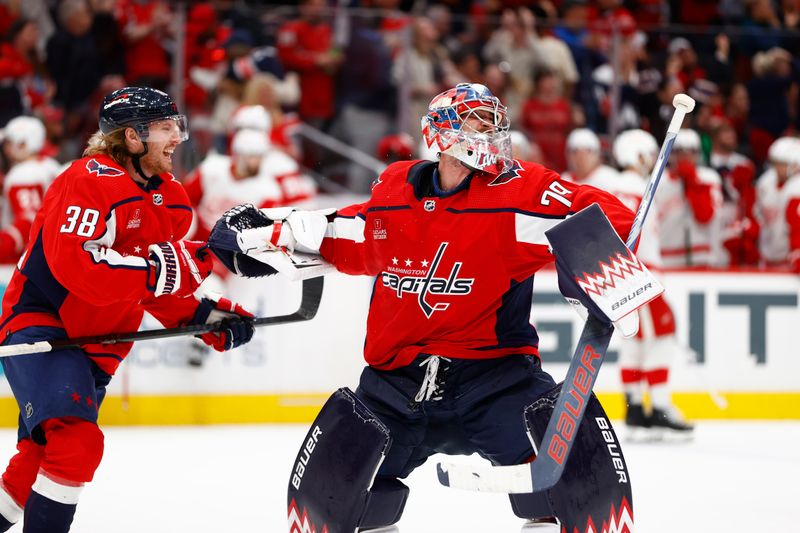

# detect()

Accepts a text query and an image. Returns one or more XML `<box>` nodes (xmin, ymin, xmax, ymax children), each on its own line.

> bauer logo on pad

<box><xmin>545</xmin><ymin>203</ymin><xmax>663</xmax><ymax>325</ymax></box>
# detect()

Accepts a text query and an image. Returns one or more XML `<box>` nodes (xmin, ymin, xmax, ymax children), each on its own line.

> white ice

<box><xmin>2</xmin><ymin>422</ymin><xmax>795</xmax><ymax>532</ymax></box>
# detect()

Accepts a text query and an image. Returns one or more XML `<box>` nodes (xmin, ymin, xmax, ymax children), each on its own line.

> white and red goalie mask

<box><xmin>421</xmin><ymin>83</ymin><xmax>512</xmax><ymax>175</ymax></box>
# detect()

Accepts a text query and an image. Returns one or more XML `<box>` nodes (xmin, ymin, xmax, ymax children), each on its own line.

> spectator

<box><xmin>741</xmin><ymin>0</ymin><xmax>785</xmax><ymax>56</ymax></box>
<box><xmin>392</xmin><ymin>17</ymin><xmax>450</xmax><ymax>147</ymax></box>
<box><xmin>240</xmin><ymin>75</ymin><xmax>301</xmax><ymax>161</ymax></box>
<box><xmin>658</xmin><ymin>129</ymin><xmax>724</xmax><ymax>267</ymax></box>
<box><xmin>90</xmin><ymin>0</ymin><xmax>125</xmax><ymax>80</ymax></box>
<box><xmin>521</xmin><ymin>69</ymin><xmax>572</xmax><ymax>172</ymax></box>
<box><xmin>1</xmin><ymin>18</ymin><xmax>54</xmax><ymax>126</ymax></box>
<box><xmin>0</xmin><ymin>115</ymin><xmax>60</xmax><ymax>263</ymax></box>
<box><xmin>747</xmin><ymin>47</ymin><xmax>795</xmax><ymax>165</ymax></box>
<box><xmin>46</xmin><ymin>0</ymin><xmax>103</xmax><ymax>157</ymax></box>
<box><xmin>754</xmin><ymin>136</ymin><xmax>800</xmax><ymax>271</ymax></box>
<box><xmin>330</xmin><ymin>13</ymin><xmax>396</xmax><ymax>192</ymax></box>
<box><xmin>115</xmin><ymin>0</ymin><xmax>173</xmax><ymax>90</ymax></box>
<box><xmin>709</xmin><ymin>118</ymin><xmax>759</xmax><ymax>266</ymax></box>
<box><xmin>276</xmin><ymin>0</ymin><xmax>341</xmax><ymax>128</ymax></box>
<box><xmin>725</xmin><ymin>82</ymin><xmax>750</xmax><ymax>146</ymax></box>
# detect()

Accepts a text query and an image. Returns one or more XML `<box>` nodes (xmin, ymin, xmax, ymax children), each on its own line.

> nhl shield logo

<box><xmin>424</xmin><ymin>200</ymin><xmax>436</xmax><ymax>212</ymax></box>
<box><xmin>152</xmin><ymin>193</ymin><xmax>163</xmax><ymax>206</ymax></box>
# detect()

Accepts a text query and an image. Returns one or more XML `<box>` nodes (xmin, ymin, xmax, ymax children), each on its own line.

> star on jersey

<box><xmin>381</xmin><ymin>242</ymin><xmax>475</xmax><ymax>318</ymax></box>
<box><xmin>134</xmin><ymin>245</ymin><xmax>142</xmax><ymax>253</ymax></box>
<box><xmin>421</xmin><ymin>259</ymin><xmax>429</xmax><ymax>267</ymax></box>
<box><xmin>392</xmin><ymin>257</ymin><xmax>398</xmax><ymax>265</ymax></box>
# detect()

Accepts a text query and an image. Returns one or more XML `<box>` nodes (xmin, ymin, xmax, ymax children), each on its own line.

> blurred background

<box><xmin>0</xmin><ymin>0</ymin><xmax>797</xmax><ymax>430</ymax></box>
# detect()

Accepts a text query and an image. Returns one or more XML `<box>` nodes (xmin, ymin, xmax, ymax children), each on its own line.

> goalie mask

<box><xmin>421</xmin><ymin>83</ymin><xmax>512</xmax><ymax>175</ymax></box>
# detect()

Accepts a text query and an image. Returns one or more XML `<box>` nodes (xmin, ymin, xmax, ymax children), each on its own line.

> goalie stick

<box><xmin>437</xmin><ymin>94</ymin><xmax>696</xmax><ymax>494</ymax></box>
<box><xmin>0</xmin><ymin>276</ymin><xmax>324</xmax><ymax>358</ymax></box>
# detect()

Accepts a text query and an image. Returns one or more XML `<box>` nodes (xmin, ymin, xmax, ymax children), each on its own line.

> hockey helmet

<box><xmin>768</xmin><ymin>136</ymin><xmax>800</xmax><ymax>165</ymax></box>
<box><xmin>566</xmin><ymin>128</ymin><xmax>601</xmax><ymax>153</ymax></box>
<box><xmin>673</xmin><ymin>128</ymin><xmax>700</xmax><ymax>151</ymax></box>
<box><xmin>230</xmin><ymin>105</ymin><xmax>272</xmax><ymax>133</ymax></box>
<box><xmin>99</xmin><ymin>87</ymin><xmax>188</xmax><ymax>143</ymax></box>
<box><xmin>3</xmin><ymin>115</ymin><xmax>45</xmax><ymax>155</ymax></box>
<box><xmin>613</xmin><ymin>129</ymin><xmax>658</xmax><ymax>173</ymax></box>
<box><xmin>421</xmin><ymin>83</ymin><xmax>512</xmax><ymax>175</ymax></box>
<box><xmin>231</xmin><ymin>128</ymin><xmax>269</xmax><ymax>157</ymax></box>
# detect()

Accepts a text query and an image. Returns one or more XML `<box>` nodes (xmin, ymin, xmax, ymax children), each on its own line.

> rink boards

<box><xmin>0</xmin><ymin>265</ymin><xmax>796</xmax><ymax>425</ymax></box>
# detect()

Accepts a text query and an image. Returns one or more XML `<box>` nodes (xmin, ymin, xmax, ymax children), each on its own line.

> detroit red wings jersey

<box><xmin>0</xmin><ymin>156</ymin><xmax>61</xmax><ymax>262</ymax></box>
<box><xmin>0</xmin><ymin>154</ymin><xmax>199</xmax><ymax>375</ymax></box>
<box><xmin>657</xmin><ymin>166</ymin><xmax>723</xmax><ymax>267</ymax></box>
<box><xmin>184</xmin><ymin>152</ymin><xmax>283</xmax><ymax>240</ymax></box>
<box><xmin>754</xmin><ymin>169</ymin><xmax>800</xmax><ymax>266</ymax></box>
<box><xmin>319</xmin><ymin>159</ymin><xmax>635</xmax><ymax>370</ymax></box>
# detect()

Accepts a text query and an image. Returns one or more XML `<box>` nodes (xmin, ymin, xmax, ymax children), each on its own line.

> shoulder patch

<box><xmin>86</xmin><ymin>158</ymin><xmax>125</xmax><ymax>177</ymax></box>
<box><xmin>488</xmin><ymin>160</ymin><xmax>523</xmax><ymax>186</ymax></box>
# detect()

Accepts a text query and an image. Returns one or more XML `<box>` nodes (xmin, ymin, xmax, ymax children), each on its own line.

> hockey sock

<box><xmin>0</xmin><ymin>484</ymin><xmax>22</xmax><ymax>532</ymax></box>
<box><xmin>620</xmin><ymin>368</ymin><xmax>645</xmax><ymax>405</ymax></box>
<box><xmin>644</xmin><ymin>368</ymin><xmax>670</xmax><ymax>409</ymax></box>
<box><xmin>22</xmin><ymin>479</ymin><xmax>80</xmax><ymax>533</ymax></box>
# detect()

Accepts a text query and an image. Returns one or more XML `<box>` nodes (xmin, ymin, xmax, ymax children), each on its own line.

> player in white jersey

<box><xmin>754</xmin><ymin>136</ymin><xmax>800</xmax><ymax>272</ymax></box>
<box><xmin>228</xmin><ymin>105</ymin><xmax>316</xmax><ymax>204</ymax></box>
<box><xmin>708</xmin><ymin>120</ymin><xmax>759</xmax><ymax>267</ymax></box>
<box><xmin>657</xmin><ymin>128</ymin><xmax>723</xmax><ymax>267</ymax></box>
<box><xmin>611</xmin><ymin>129</ymin><xmax>693</xmax><ymax>437</ymax></box>
<box><xmin>561</xmin><ymin>128</ymin><xmax>619</xmax><ymax>185</ymax></box>
<box><xmin>0</xmin><ymin>116</ymin><xmax>60</xmax><ymax>263</ymax></box>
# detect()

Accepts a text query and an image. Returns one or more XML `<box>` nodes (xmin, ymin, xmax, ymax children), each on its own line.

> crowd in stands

<box><xmin>0</xmin><ymin>0</ymin><xmax>799</xmax><ymax>273</ymax></box>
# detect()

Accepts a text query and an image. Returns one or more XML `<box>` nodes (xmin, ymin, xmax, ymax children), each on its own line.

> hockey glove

<box><xmin>148</xmin><ymin>240</ymin><xmax>213</xmax><ymax>297</ymax></box>
<box><xmin>208</xmin><ymin>205</ymin><xmax>279</xmax><ymax>278</ymax></box>
<box><xmin>191</xmin><ymin>294</ymin><xmax>255</xmax><ymax>351</ymax></box>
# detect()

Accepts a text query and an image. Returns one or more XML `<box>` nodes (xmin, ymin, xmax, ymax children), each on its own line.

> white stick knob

<box><xmin>666</xmin><ymin>93</ymin><xmax>696</xmax><ymax>134</ymax></box>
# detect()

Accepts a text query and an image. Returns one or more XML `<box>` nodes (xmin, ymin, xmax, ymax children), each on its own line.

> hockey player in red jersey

<box><xmin>211</xmin><ymin>83</ymin><xmax>638</xmax><ymax>532</ymax></box>
<box><xmin>0</xmin><ymin>116</ymin><xmax>61</xmax><ymax>263</ymax></box>
<box><xmin>0</xmin><ymin>87</ymin><xmax>254</xmax><ymax>533</ymax></box>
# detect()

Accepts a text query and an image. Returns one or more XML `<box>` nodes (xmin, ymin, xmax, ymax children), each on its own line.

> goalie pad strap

<box><xmin>269</xmin><ymin>220</ymin><xmax>283</xmax><ymax>249</ymax></box>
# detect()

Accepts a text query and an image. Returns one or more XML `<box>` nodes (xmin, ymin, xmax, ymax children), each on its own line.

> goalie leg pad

<box><xmin>510</xmin><ymin>383</ymin><xmax>634</xmax><ymax>531</ymax></box>
<box><xmin>287</xmin><ymin>387</ymin><xmax>397</xmax><ymax>533</ymax></box>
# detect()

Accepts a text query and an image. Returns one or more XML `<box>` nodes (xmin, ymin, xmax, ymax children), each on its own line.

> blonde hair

<box><xmin>83</xmin><ymin>129</ymin><xmax>130</xmax><ymax>165</ymax></box>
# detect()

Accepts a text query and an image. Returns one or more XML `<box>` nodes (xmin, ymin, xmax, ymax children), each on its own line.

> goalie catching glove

<box><xmin>148</xmin><ymin>240</ymin><xmax>214</xmax><ymax>297</ymax></box>
<box><xmin>208</xmin><ymin>204</ymin><xmax>332</xmax><ymax>278</ymax></box>
<box><xmin>191</xmin><ymin>293</ymin><xmax>255</xmax><ymax>351</ymax></box>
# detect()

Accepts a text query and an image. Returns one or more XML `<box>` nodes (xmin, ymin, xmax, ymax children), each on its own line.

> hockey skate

<box><xmin>623</xmin><ymin>403</ymin><xmax>652</xmax><ymax>441</ymax></box>
<box><xmin>649</xmin><ymin>406</ymin><xmax>694</xmax><ymax>441</ymax></box>
<box><xmin>520</xmin><ymin>517</ymin><xmax>559</xmax><ymax>531</ymax></box>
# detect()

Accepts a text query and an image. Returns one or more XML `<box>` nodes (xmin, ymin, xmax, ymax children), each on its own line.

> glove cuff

<box><xmin>148</xmin><ymin>242</ymin><xmax>181</xmax><ymax>296</ymax></box>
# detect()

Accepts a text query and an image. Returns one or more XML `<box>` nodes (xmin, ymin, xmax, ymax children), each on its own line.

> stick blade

<box><xmin>436</xmin><ymin>461</ymin><xmax>534</xmax><ymax>494</ymax></box>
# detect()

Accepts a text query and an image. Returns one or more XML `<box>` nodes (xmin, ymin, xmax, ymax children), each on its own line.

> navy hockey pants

<box><xmin>355</xmin><ymin>354</ymin><xmax>556</xmax><ymax>480</ymax></box>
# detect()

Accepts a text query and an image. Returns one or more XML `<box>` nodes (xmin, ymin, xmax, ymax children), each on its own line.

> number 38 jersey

<box><xmin>320</xmin><ymin>159</ymin><xmax>635</xmax><ymax>370</ymax></box>
<box><xmin>0</xmin><ymin>154</ymin><xmax>200</xmax><ymax>375</ymax></box>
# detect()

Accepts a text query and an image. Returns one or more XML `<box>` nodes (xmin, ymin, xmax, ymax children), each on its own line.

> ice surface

<box><xmin>0</xmin><ymin>422</ymin><xmax>792</xmax><ymax>532</ymax></box>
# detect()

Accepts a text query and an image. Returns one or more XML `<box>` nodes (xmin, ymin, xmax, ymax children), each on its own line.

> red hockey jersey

<box><xmin>0</xmin><ymin>154</ymin><xmax>199</xmax><ymax>375</ymax></box>
<box><xmin>320</xmin><ymin>160</ymin><xmax>635</xmax><ymax>370</ymax></box>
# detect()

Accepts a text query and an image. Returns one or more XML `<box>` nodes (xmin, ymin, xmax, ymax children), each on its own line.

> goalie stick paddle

<box><xmin>0</xmin><ymin>276</ymin><xmax>324</xmax><ymax>358</ymax></box>
<box><xmin>437</xmin><ymin>93</ymin><xmax>696</xmax><ymax>494</ymax></box>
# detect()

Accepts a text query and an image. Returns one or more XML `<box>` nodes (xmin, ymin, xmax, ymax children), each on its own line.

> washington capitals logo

<box><xmin>381</xmin><ymin>242</ymin><xmax>474</xmax><ymax>318</ymax></box>
<box><xmin>488</xmin><ymin>160</ymin><xmax>523</xmax><ymax>186</ymax></box>
<box><xmin>86</xmin><ymin>159</ymin><xmax>124</xmax><ymax>177</ymax></box>
<box><xmin>575</xmin><ymin>250</ymin><xmax>645</xmax><ymax>297</ymax></box>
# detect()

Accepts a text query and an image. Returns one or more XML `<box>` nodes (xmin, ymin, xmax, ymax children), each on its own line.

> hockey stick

<box><xmin>437</xmin><ymin>94</ymin><xmax>696</xmax><ymax>494</ymax></box>
<box><xmin>0</xmin><ymin>276</ymin><xmax>324</xmax><ymax>358</ymax></box>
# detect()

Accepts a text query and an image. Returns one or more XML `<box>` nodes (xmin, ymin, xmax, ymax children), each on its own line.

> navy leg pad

<box><xmin>287</xmin><ymin>387</ymin><xmax>393</xmax><ymax>533</ymax></box>
<box><xmin>510</xmin><ymin>383</ymin><xmax>634</xmax><ymax>531</ymax></box>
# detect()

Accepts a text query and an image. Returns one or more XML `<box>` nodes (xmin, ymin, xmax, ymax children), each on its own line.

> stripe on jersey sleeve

<box><xmin>514</xmin><ymin>212</ymin><xmax>568</xmax><ymax>245</ymax></box>
<box><xmin>325</xmin><ymin>214</ymin><xmax>366</xmax><ymax>243</ymax></box>
<box><xmin>83</xmin><ymin>209</ymin><xmax>149</xmax><ymax>270</ymax></box>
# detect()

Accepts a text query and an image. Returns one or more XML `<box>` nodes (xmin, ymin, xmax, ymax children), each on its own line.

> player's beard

<box><xmin>140</xmin><ymin>142</ymin><xmax>175</xmax><ymax>176</ymax></box>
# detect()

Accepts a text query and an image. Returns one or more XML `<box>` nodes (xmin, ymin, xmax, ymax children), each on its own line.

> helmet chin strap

<box><xmin>131</xmin><ymin>141</ymin><xmax>157</xmax><ymax>183</ymax></box>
